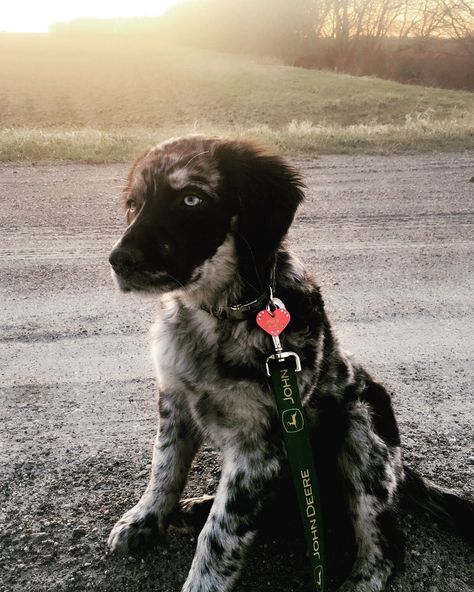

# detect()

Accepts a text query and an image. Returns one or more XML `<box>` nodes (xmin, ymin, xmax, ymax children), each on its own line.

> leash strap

<box><xmin>268</xmin><ymin>357</ymin><xmax>325</xmax><ymax>591</ymax></box>
<box><xmin>257</xmin><ymin>293</ymin><xmax>325</xmax><ymax>591</ymax></box>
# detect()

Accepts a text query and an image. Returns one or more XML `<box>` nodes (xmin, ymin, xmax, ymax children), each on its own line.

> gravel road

<box><xmin>1</xmin><ymin>152</ymin><xmax>473</xmax><ymax>592</ymax></box>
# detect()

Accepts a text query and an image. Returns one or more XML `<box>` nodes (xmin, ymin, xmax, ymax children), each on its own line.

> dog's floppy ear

<box><xmin>215</xmin><ymin>141</ymin><xmax>305</xmax><ymax>264</ymax></box>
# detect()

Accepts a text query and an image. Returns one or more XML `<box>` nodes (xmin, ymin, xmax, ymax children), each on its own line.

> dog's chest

<box><xmin>151</xmin><ymin>299</ymin><xmax>276</xmax><ymax>443</ymax></box>
<box><xmin>150</xmin><ymin>299</ymin><xmax>264</xmax><ymax>393</ymax></box>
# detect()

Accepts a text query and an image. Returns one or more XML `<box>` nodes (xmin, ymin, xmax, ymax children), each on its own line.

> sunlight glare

<box><xmin>1</xmin><ymin>0</ymin><xmax>188</xmax><ymax>33</ymax></box>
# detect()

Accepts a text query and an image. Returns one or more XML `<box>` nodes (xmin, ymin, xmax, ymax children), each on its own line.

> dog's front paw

<box><xmin>107</xmin><ymin>505</ymin><xmax>161</xmax><ymax>553</ymax></box>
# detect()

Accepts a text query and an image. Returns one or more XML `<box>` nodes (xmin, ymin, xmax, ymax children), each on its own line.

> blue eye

<box><xmin>183</xmin><ymin>195</ymin><xmax>203</xmax><ymax>207</ymax></box>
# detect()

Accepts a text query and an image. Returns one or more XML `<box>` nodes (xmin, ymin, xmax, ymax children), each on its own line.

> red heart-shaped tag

<box><xmin>256</xmin><ymin>308</ymin><xmax>291</xmax><ymax>336</ymax></box>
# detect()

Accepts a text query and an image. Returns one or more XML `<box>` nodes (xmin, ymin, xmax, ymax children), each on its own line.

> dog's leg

<box><xmin>336</xmin><ymin>402</ymin><xmax>404</xmax><ymax>592</ymax></box>
<box><xmin>108</xmin><ymin>391</ymin><xmax>202</xmax><ymax>553</ymax></box>
<box><xmin>181</xmin><ymin>443</ymin><xmax>281</xmax><ymax>592</ymax></box>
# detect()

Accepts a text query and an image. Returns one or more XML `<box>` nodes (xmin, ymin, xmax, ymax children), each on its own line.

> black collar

<box><xmin>201</xmin><ymin>288</ymin><xmax>271</xmax><ymax>320</ymax></box>
<box><xmin>202</xmin><ymin>260</ymin><xmax>277</xmax><ymax>320</ymax></box>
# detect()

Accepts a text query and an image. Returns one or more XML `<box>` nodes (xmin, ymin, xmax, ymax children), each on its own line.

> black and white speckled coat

<box><xmin>107</xmin><ymin>136</ymin><xmax>473</xmax><ymax>592</ymax></box>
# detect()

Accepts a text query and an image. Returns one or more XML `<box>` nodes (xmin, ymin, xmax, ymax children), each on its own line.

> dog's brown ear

<box><xmin>215</xmin><ymin>141</ymin><xmax>305</xmax><ymax>265</ymax></box>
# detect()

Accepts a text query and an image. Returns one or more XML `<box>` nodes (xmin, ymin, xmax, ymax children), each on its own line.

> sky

<box><xmin>1</xmin><ymin>0</ymin><xmax>188</xmax><ymax>32</ymax></box>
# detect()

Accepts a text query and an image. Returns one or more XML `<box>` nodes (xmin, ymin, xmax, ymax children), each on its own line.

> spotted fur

<box><xmin>107</xmin><ymin>136</ymin><xmax>473</xmax><ymax>592</ymax></box>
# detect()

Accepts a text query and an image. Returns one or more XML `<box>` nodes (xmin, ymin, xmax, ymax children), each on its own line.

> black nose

<box><xmin>109</xmin><ymin>246</ymin><xmax>144</xmax><ymax>274</ymax></box>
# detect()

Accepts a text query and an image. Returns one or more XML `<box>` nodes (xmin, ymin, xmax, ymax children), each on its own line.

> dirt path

<box><xmin>1</xmin><ymin>153</ymin><xmax>473</xmax><ymax>592</ymax></box>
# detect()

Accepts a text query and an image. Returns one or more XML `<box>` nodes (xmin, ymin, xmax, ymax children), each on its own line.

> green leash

<box><xmin>256</xmin><ymin>293</ymin><xmax>325</xmax><ymax>591</ymax></box>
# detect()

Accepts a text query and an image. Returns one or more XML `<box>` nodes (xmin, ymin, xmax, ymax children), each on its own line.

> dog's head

<box><xmin>109</xmin><ymin>136</ymin><xmax>304</xmax><ymax>298</ymax></box>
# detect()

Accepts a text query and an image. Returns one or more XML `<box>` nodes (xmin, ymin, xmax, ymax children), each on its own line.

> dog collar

<box><xmin>203</xmin><ymin>262</ymin><xmax>278</xmax><ymax>320</ymax></box>
<box><xmin>202</xmin><ymin>289</ymin><xmax>271</xmax><ymax>320</ymax></box>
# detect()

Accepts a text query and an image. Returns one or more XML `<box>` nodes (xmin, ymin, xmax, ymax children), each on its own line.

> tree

<box><xmin>441</xmin><ymin>0</ymin><xmax>474</xmax><ymax>58</ymax></box>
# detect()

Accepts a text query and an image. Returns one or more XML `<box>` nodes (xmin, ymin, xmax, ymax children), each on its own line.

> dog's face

<box><xmin>109</xmin><ymin>136</ymin><xmax>304</xmax><ymax>295</ymax></box>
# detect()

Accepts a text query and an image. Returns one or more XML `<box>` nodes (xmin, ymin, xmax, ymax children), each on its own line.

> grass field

<box><xmin>1</xmin><ymin>34</ymin><xmax>473</xmax><ymax>161</ymax></box>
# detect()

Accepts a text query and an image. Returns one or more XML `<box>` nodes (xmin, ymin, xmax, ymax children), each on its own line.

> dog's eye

<box><xmin>183</xmin><ymin>195</ymin><xmax>203</xmax><ymax>207</ymax></box>
<box><xmin>127</xmin><ymin>199</ymin><xmax>137</xmax><ymax>213</ymax></box>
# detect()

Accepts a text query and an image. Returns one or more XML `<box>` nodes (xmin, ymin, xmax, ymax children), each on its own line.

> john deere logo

<box><xmin>282</xmin><ymin>408</ymin><xmax>304</xmax><ymax>433</ymax></box>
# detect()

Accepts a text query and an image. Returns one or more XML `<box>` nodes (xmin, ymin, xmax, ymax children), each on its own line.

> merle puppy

<box><xmin>107</xmin><ymin>136</ymin><xmax>472</xmax><ymax>592</ymax></box>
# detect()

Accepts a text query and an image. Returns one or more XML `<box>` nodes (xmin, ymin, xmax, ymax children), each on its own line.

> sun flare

<box><xmin>1</xmin><ymin>0</ymin><xmax>187</xmax><ymax>33</ymax></box>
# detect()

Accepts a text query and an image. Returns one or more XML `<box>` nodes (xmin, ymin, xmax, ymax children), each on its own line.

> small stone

<box><xmin>72</xmin><ymin>528</ymin><xmax>87</xmax><ymax>540</ymax></box>
<box><xmin>30</xmin><ymin>532</ymin><xmax>48</xmax><ymax>541</ymax></box>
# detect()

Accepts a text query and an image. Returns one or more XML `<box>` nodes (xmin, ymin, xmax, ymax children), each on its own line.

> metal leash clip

<box><xmin>261</xmin><ymin>288</ymin><xmax>302</xmax><ymax>376</ymax></box>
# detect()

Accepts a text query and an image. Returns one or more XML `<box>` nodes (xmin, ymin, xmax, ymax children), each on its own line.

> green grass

<box><xmin>1</xmin><ymin>34</ymin><xmax>473</xmax><ymax>161</ymax></box>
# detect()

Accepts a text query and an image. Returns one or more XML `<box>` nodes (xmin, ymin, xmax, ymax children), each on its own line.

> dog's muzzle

<box><xmin>109</xmin><ymin>245</ymin><xmax>144</xmax><ymax>276</ymax></box>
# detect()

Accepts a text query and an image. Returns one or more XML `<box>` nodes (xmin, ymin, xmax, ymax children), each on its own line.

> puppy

<box><xmin>107</xmin><ymin>135</ymin><xmax>473</xmax><ymax>592</ymax></box>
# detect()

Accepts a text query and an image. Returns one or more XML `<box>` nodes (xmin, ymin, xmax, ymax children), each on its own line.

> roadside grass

<box><xmin>1</xmin><ymin>34</ymin><xmax>473</xmax><ymax>161</ymax></box>
<box><xmin>2</xmin><ymin>116</ymin><xmax>473</xmax><ymax>162</ymax></box>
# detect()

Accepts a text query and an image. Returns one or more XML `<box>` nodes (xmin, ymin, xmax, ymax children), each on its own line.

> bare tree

<box><xmin>396</xmin><ymin>0</ymin><xmax>446</xmax><ymax>39</ymax></box>
<box><xmin>441</xmin><ymin>0</ymin><xmax>474</xmax><ymax>58</ymax></box>
<box><xmin>313</xmin><ymin>0</ymin><xmax>409</xmax><ymax>67</ymax></box>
